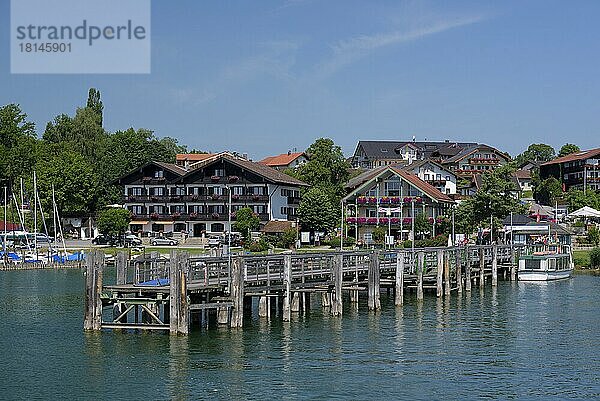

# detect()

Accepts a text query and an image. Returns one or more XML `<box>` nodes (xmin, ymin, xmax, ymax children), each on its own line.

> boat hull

<box><xmin>518</xmin><ymin>269</ymin><xmax>573</xmax><ymax>281</ymax></box>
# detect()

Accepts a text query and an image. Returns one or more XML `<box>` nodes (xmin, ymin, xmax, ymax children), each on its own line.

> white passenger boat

<box><xmin>518</xmin><ymin>251</ymin><xmax>573</xmax><ymax>281</ymax></box>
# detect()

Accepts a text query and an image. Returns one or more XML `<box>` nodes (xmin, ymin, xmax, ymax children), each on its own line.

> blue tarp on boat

<box><xmin>0</xmin><ymin>252</ymin><xmax>20</xmax><ymax>261</ymax></box>
<box><xmin>52</xmin><ymin>252</ymin><xmax>85</xmax><ymax>263</ymax></box>
<box><xmin>136</xmin><ymin>278</ymin><xmax>169</xmax><ymax>286</ymax></box>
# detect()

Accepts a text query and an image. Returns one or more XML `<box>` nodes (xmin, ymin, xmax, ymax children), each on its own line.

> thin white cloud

<box><xmin>316</xmin><ymin>14</ymin><xmax>487</xmax><ymax>79</ymax></box>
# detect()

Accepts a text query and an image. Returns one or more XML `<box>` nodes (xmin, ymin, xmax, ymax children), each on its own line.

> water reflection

<box><xmin>168</xmin><ymin>336</ymin><xmax>189</xmax><ymax>400</ymax></box>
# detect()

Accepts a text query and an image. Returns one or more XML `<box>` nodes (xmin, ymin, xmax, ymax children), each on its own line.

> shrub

<box><xmin>588</xmin><ymin>226</ymin><xmax>600</xmax><ymax>246</ymax></box>
<box><xmin>327</xmin><ymin>236</ymin><xmax>356</xmax><ymax>248</ymax></box>
<box><xmin>590</xmin><ymin>248</ymin><xmax>600</xmax><ymax>268</ymax></box>
<box><xmin>573</xmin><ymin>251</ymin><xmax>590</xmax><ymax>268</ymax></box>
<box><xmin>371</xmin><ymin>226</ymin><xmax>387</xmax><ymax>244</ymax></box>
<box><xmin>246</xmin><ymin>238</ymin><xmax>270</xmax><ymax>253</ymax></box>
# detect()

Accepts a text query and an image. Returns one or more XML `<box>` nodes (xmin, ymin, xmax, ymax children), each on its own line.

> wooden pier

<box><xmin>84</xmin><ymin>245</ymin><xmax>520</xmax><ymax>335</ymax></box>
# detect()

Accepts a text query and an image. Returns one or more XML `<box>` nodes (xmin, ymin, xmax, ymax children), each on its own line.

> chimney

<box><xmin>288</xmin><ymin>150</ymin><xmax>291</xmax><ymax>155</ymax></box>
<box><xmin>184</xmin><ymin>159</ymin><xmax>190</xmax><ymax>171</ymax></box>
<box><xmin>242</xmin><ymin>153</ymin><xmax>248</xmax><ymax>160</ymax></box>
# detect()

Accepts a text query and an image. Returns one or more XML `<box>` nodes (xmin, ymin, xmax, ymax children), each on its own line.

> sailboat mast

<box><xmin>52</xmin><ymin>184</ymin><xmax>67</xmax><ymax>256</ymax></box>
<box><xmin>3</xmin><ymin>186</ymin><xmax>6</xmax><ymax>257</ymax></box>
<box><xmin>34</xmin><ymin>171</ymin><xmax>38</xmax><ymax>257</ymax></box>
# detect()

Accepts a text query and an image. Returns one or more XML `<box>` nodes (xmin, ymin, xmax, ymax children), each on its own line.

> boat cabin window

<box><xmin>524</xmin><ymin>259</ymin><xmax>542</xmax><ymax>270</ymax></box>
<box><xmin>548</xmin><ymin>258</ymin><xmax>556</xmax><ymax>270</ymax></box>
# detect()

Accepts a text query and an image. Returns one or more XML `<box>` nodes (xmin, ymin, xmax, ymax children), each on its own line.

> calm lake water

<box><xmin>1</xmin><ymin>269</ymin><xmax>599</xmax><ymax>400</ymax></box>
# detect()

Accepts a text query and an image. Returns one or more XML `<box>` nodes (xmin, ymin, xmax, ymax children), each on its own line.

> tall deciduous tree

<box><xmin>86</xmin><ymin>88</ymin><xmax>104</xmax><ymax>127</ymax></box>
<box><xmin>0</xmin><ymin>104</ymin><xmax>37</xmax><ymax>183</ymax></box>
<box><xmin>233</xmin><ymin>207</ymin><xmax>260</xmax><ymax>241</ymax></box>
<box><xmin>558</xmin><ymin>143</ymin><xmax>580</xmax><ymax>157</ymax></box>
<box><xmin>534</xmin><ymin>177</ymin><xmax>563</xmax><ymax>205</ymax></box>
<box><xmin>515</xmin><ymin>143</ymin><xmax>556</xmax><ymax>167</ymax></box>
<box><xmin>298</xmin><ymin>187</ymin><xmax>337</xmax><ymax>233</ymax></box>
<box><xmin>97</xmin><ymin>208</ymin><xmax>131</xmax><ymax>237</ymax></box>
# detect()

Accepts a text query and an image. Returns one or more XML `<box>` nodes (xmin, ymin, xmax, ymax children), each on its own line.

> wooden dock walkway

<box><xmin>84</xmin><ymin>244</ymin><xmax>527</xmax><ymax>334</ymax></box>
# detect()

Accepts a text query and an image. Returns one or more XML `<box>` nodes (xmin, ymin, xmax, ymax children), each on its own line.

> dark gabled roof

<box><xmin>514</xmin><ymin>169</ymin><xmax>532</xmax><ymax>180</ymax></box>
<box><xmin>541</xmin><ymin>148</ymin><xmax>600</xmax><ymax>166</ymax></box>
<box><xmin>187</xmin><ymin>153</ymin><xmax>308</xmax><ymax>187</ymax></box>
<box><xmin>402</xmin><ymin>159</ymin><xmax>457</xmax><ymax>177</ymax></box>
<box><xmin>344</xmin><ymin>165</ymin><xmax>390</xmax><ymax>191</ymax></box>
<box><xmin>353</xmin><ymin>140</ymin><xmax>478</xmax><ymax>160</ymax></box>
<box><xmin>154</xmin><ymin>162</ymin><xmax>187</xmax><ymax>176</ymax></box>
<box><xmin>501</xmin><ymin>214</ymin><xmax>534</xmax><ymax>226</ymax></box>
<box><xmin>442</xmin><ymin>144</ymin><xmax>511</xmax><ymax>164</ymax></box>
<box><xmin>344</xmin><ymin>165</ymin><xmax>454</xmax><ymax>204</ymax></box>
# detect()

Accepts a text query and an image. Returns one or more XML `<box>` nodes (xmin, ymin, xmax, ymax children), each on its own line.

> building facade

<box><xmin>540</xmin><ymin>148</ymin><xmax>600</xmax><ymax>192</ymax></box>
<box><xmin>401</xmin><ymin>159</ymin><xmax>457</xmax><ymax>195</ymax></box>
<box><xmin>350</xmin><ymin>140</ymin><xmax>478</xmax><ymax>169</ymax></box>
<box><xmin>441</xmin><ymin>144</ymin><xmax>511</xmax><ymax>179</ymax></box>
<box><xmin>343</xmin><ymin>166</ymin><xmax>455</xmax><ymax>244</ymax></box>
<box><xmin>116</xmin><ymin>154</ymin><xmax>307</xmax><ymax>236</ymax></box>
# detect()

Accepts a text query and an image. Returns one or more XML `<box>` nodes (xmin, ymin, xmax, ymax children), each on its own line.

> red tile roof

<box><xmin>259</xmin><ymin>152</ymin><xmax>305</xmax><ymax>167</ymax></box>
<box><xmin>541</xmin><ymin>148</ymin><xmax>600</xmax><ymax>166</ymax></box>
<box><xmin>514</xmin><ymin>169</ymin><xmax>531</xmax><ymax>179</ymax></box>
<box><xmin>0</xmin><ymin>222</ymin><xmax>21</xmax><ymax>231</ymax></box>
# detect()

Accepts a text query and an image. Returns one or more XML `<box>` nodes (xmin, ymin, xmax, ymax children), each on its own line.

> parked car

<box><xmin>124</xmin><ymin>234</ymin><xmax>142</xmax><ymax>247</ymax></box>
<box><xmin>34</xmin><ymin>233</ymin><xmax>54</xmax><ymax>243</ymax></box>
<box><xmin>151</xmin><ymin>236</ymin><xmax>178</xmax><ymax>246</ymax></box>
<box><xmin>92</xmin><ymin>234</ymin><xmax>114</xmax><ymax>246</ymax></box>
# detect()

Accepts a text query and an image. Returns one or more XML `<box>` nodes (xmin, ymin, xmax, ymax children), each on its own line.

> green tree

<box><xmin>566</xmin><ymin>189</ymin><xmax>600</xmax><ymax>211</ymax></box>
<box><xmin>280</xmin><ymin>227</ymin><xmax>298</xmax><ymax>249</ymax></box>
<box><xmin>0</xmin><ymin>104</ymin><xmax>37</xmax><ymax>183</ymax></box>
<box><xmin>35</xmin><ymin>147</ymin><xmax>100</xmax><ymax>215</ymax></box>
<box><xmin>298</xmin><ymin>187</ymin><xmax>338</xmax><ymax>233</ymax></box>
<box><xmin>97</xmin><ymin>208</ymin><xmax>131</xmax><ymax>237</ymax></box>
<box><xmin>515</xmin><ymin>143</ymin><xmax>556</xmax><ymax>167</ymax></box>
<box><xmin>233</xmin><ymin>207</ymin><xmax>260</xmax><ymax>241</ymax></box>
<box><xmin>534</xmin><ymin>177</ymin><xmax>563</xmax><ymax>205</ymax></box>
<box><xmin>414</xmin><ymin>213</ymin><xmax>432</xmax><ymax>239</ymax></box>
<box><xmin>371</xmin><ymin>226</ymin><xmax>387</xmax><ymax>244</ymax></box>
<box><xmin>588</xmin><ymin>226</ymin><xmax>600</xmax><ymax>247</ymax></box>
<box><xmin>86</xmin><ymin>88</ymin><xmax>104</xmax><ymax>127</ymax></box>
<box><xmin>558</xmin><ymin>143</ymin><xmax>580</xmax><ymax>157</ymax></box>
<box><xmin>43</xmin><ymin>114</ymin><xmax>74</xmax><ymax>143</ymax></box>
<box><xmin>289</xmin><ymin>138</ymin><xmax>350</xmax><ymax>198</ymax></box>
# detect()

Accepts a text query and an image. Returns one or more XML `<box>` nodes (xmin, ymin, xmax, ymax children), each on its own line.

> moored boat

<box><xmin>518</xmin><ymin>250</ymin><xmax>573</xmax><ymax>281</ymax></box>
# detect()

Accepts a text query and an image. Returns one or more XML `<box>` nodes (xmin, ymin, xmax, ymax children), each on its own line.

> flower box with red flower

<box><xmin>150</xmin><ymin>212</ymin><xmax>159</xmax><ymax>220</ymax></box>
<box><xmin>436</xmin><ymin>216</ymin><xmax>447</xmax><ymax>223</ymax></box>
<box><xmin>211</xmin><ymin>213</ymin><xmax>220</xmax><ymax>219</ymax></box>
<box><xmin>230</xmin><ymin>212</ymin><xmax>237</xmax><ymax>218</ymax></box>
<box><xmin>357</xmin><ymin>217</ymin><xmax>367</xmax><ymax>224</ymax></box>
<box><xmin>346</xmin><ymin>217</ymin><xmax>357</xmax><ymax>224</ymax></box>
<box><xmin>403</xmin><ymin>197</ymin><xmax>412</xmax><ymax>203</ymax></box>
<box><xmin>189</xmin><ymin>212</ymin><xmax>198</xmax><ymax>219</ymax></box>
<box><xmin>172</xmin><ymin>212</ymin><xmax>182</xmax><ymax>219</ymax></box>
<box><xmin>211</xmin><ymin>194</ymin><xmax>221</xmax><ymax>200</ymax></box>
<box><xmin>390</xmin><ymin>217</ymin><xmax>400</xmax><ymax>224</ymax></box>
<box><xmin>191</xmin><ymin>195</ymin><xmax>200</xmax><ymax>201</ymax></box>
<box><xmin>357</xmin><ymin>196</ymin><xmax>367</xmax><ymax>204</ymax></box>
<box><xmin>366</xmin><ymin>218</ymin><xmax>377</xmax><ymax>225</ymax></box>
<box><xmin>380</xmin><ymin>196</ymin><xmax>390</xmax><ymax>204</ymax></box>
<box><xmin>228</xmin><ymin>175</ymin><xmax>239</xmax><ymax>183</ymax></box>
<box><xmin>428</xmin><ymin>217</ymin><xmax>434</xmax><ymax>224</ymax></box>
<box><xmin>232</xmin><ymin>194</ymin><xmax>240</xmax><ymax>201</ymax></box>
<box><xmin>379</xmin><ymin>217</ymin><xmax>389</xmax><ymax>224</ymax></box>
<box><xmin>368</xmin><ymin>197</ymin><xmax>377</xmax><ymax>204</ymax></box>
<box><xmin>415</xmin><ymin>197</ymin><xmax>423</xmax><ymax>204</ymax></box>
<box><xmin>252</xmin><ymin>195</ymin><xmax>260</xmax><ymax>201</ymax></box>
<box><xmin>402</xmin><ymin>217</ymin><xmax>412</xmax><ymax>224</ymax></box>
<box><xmin>210</xmin><ymin>175</ymin><xmax>221</xmax><ymax>182</ymax></box>
<box><xmin>390</xmin><ymin>197</ymin><xmax>400</xmax><ymax>204</ymax></box>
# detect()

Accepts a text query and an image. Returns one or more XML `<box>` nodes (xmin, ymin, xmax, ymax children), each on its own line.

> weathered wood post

<box><xmin>230</xmin><ymin>257</ymin><xmax>244</xmax><ymax>328</ymax></box>
<box><xmin>178</xmin><ymin>252</ymin><xmax>189</xmax><ymax>334</ymax></box>
<box><xmin>492</xmin><ymin>244</ymin><xmax>498</xmax><ymax>287</ymax></box>
<box><xmin>331</xmin><ymin>254</ymin><xmax>343</xmax><ymax>316</ymax></box>
<box><xmin>444</xmin><ymin>250</ymin><xmax>451</xmax><ymax>296</ymax></box>
<box><xmin>455</xmin><ymin>248</ymin><xmax>463</xmax><ymax>293</ymax></box>
<box><xmin>84</xmin><ymin>250</ymin><xmax>103</xmax><ymax>331</ymax></box>
<box><xmin>368</xmin><ymin>251</ymin><xmax>381</xmax><ymax>311</ymax></box>
<box><xmin>465</xmin><ymin>246</ymin><xmax>472</xmax><ymax>292</ymax></box>
<box><xmin>258</xmin><ymin>296</ymin><xmax>269</xmax><ymax>317</ymax></box>
<box><xmin>282</xmin><ymin>255</ymin><xmax>292</xmax><ymax>322</ymax></box>
<box><xmin>479</xmin><ymin>247</ymin><xmax>485</xmax><ymax>286</ymax></box>
<box><xmin>436</xmin><ymin>250</ymin><xmax>443</xmax><ymax>297</ymax></box>
<box><xmin>510</xmin><ymin>246</ymin><xmax>517</xmax><ymax>281</ymax></box>
<box><xmin>417</xmin><ymin>251</ymin><xmax>424</xmax><ymax>301</ymax></box>
<box><xmin>169</xmin><ymin>250</ymin><xmax>189</xmax><ymax>335</ymax></box>
<box><xmin>116</xmin><ymin>251</ymin><xmax>127</xmax><ymax>284</ymax></box>
<box><xmin>395</xmin><ymin>251</ymin><xmax>404</xmax><ymax>306</ymax></box>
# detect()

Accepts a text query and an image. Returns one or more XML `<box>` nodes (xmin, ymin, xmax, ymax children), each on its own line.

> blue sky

<box><xmin>1</xmin><ymin>0</ymin><xmax>600</xmax><ymax>159</ymax></box>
